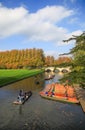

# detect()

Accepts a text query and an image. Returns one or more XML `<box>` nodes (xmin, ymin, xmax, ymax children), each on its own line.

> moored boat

<box><xmin>39</xmin><ymin>83</ymin><xmax>79</xmax><ymax>104</ymax></box>
<box><xmin>13</xmin><ymin>91</ymin><xmax>32</xmax><ymax>105</ymax></box>
<box><xmin>45</xmin><ymin>74</ymin><xmax>55</xmax><ymax>80</ymax></box>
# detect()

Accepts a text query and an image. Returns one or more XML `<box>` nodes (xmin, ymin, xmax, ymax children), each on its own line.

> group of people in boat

<box><xmin>17</xmin><ymin>89</ymin><xmax>27</xmax><ymax>103</ymax></box>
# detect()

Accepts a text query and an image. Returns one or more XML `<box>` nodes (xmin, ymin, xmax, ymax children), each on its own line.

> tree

<box><xmin>45</xmin><ymin>56</ymin><xmax>55</xmax><ymax>66</ymax></box>
<box><xmin>60</xmin><ymin>32</ymin><xmax>85</xmax><ymax>86</ymax></box>
<box><xmin>55</xmin><ymin>56</ymin><xmax>72</xmax><ymax>67</ymax></box>
<box><xmin>0</xmin><ymin>48</ymin><xmax>45</xmax><ymax>69</ymax></box>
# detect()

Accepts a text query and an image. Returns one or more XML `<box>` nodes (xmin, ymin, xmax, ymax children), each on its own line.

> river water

<box><xmin>0</xmin><ymin>72</ymin><xmax>85</xmax><ymax>130</ymax></box>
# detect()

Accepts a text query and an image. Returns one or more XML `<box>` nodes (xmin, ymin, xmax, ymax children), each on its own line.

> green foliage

<box><xmin>60</xmin><ymin>32</ymin><xmax>85</xmax><ymax>86</ymax></box>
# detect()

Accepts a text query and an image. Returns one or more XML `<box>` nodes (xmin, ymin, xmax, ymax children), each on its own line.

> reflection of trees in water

<box><xmin>34</xmin><ymin>74</ymin><xmax>44</xmax><ymax>86</ymax></box>
<box><xmin>5</xmin><ymin>73</ymin><xmax>44</xmax><ymax>91</ymax></box>
<box><xmin>34</xmin><ymin>75</ymin><xmax>39</xmax><ymax>85</ymax></box>
<box><xmin>19</xmin><ymin>105</ymin><xmax>22</xmax><ymax>115</ymax></box>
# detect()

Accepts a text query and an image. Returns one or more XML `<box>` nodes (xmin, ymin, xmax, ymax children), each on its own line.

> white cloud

<box><xmin>66</xmin><ymin>30</ymin><xmax>82</xmax><ymax>38</ymax></box>
<box><xmin>0</xmin><ymin>4</ymin><xmax>82</xmax><ymax>47</ymax></box>
<box><xmin>34</xmin><ymin>6</ymin><xmax>73</xmax><ymax>23</ymax></box>
<box><xmin>57</xmin><ymin>30</ymin><xmax>82</xmax><ymax>45</ymax></box>
<box><xmin>0</xmin><ymin>5</ymin><xmax>73</xmax><ymax>39</ymax></box>
<box><xmin>44</xmin><ymin>50</ymin><xmax>59</xmax><ymax>58</ymax></box>
<box><xmin>0</xmin><ymin>5</ymin><xmax>28</xmax><ymax>37</ymax></box>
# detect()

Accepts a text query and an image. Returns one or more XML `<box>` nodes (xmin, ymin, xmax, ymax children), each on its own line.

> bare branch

<box><xmin>63</xmin><ymin>37</ymin><xmax>76</xmax><ymax>43</ymax></box>
<box><xmin>59</xmin><ymin>52</ymin><xmax>70</xmax><ymax>56</ymax></box>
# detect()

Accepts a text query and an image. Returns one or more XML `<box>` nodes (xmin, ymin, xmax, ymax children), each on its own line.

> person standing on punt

<box><xmin>19</xmin><ymin>89</ymin><xmax>24</xmax><ymax>96</ymax></box>
<box><xmin>18</xmin><ymin>89</ymin><xmax>24</xmax><ymax>103</ymax></box>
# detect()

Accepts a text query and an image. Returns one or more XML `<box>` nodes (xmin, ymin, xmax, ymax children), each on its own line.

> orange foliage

<box><xmin>0</xmin><ymin>48</ymin><xmax>45</xmax><ymax>69</ymax></box>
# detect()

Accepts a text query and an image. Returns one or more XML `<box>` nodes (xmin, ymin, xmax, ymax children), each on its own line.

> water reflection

<box><xmin>3</xmin><ymin>73</ymin><xmax>44</xmax><ymax>91</ymax></box>
<box><xmin>19</xmin><ymin>105</ymin><xmax>22</xmax><ymax>115</ymax></box>
<box><xmin>44</xmin><ymin>72</ymin><xmax>64</xmax><ymax>85</ymax></box>
<box><xmin>0</xmin><ymin>72</ymin><xmax>85</xmax><ymax>130</ymax></box>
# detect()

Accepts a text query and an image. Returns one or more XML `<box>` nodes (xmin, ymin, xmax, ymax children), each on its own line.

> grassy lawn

<box><xmin>0</xmin><ymin>69</ymin><xmax>44</xmax><ymax>87</ymax></box>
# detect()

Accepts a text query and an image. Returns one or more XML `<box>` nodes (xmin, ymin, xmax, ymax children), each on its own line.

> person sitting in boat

<box><xmin>23</xmin><ymin>92</ymin><xmax>27</xmax><ymax>99</ymax></box>
<box><xmin>17</xmin><ymin>89</ymin><xmax>24</xmax><ymax>102</ymax></box>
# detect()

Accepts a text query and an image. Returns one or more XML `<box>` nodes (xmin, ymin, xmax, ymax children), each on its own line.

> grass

<box><xmin>0</xmin><ymin>69</ymin><xmax>44</xmax><ymax>87</ymax></box>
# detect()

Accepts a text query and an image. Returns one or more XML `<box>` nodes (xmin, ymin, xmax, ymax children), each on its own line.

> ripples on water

<box><xmin>0</xmin><ymin>73</ymin><xmax>85</xmax><ymax>130</ymax></box>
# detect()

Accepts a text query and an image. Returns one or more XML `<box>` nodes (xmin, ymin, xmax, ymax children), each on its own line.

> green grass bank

<box><xmin>0</xmin><ymin>69</ymin><xmax>44</xmax><ymax>87</ymax></box>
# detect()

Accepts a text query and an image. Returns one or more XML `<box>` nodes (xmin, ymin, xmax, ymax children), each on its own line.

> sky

<box><xmin>0</xmin><ymin>0</ymin><xmax>85</xmax><ymax>58</ymax></box>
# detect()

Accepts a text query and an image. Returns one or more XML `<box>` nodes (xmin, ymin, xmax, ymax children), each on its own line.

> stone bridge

<box><xmin>45</xmin><ymin>67</ymin><xmax>71</xmax><ymax>72</ymax></box>
<box><xmin>45</xmin><ymin>67</ymin><xmax>55</xmax><ymax>72</ymax></box>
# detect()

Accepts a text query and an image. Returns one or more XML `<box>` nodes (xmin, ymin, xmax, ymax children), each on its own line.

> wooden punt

<box><xmin>45</xmin><ymin>75</ymin><xmax>55</xmax><ymax>80</ymax></box>
<box><xmin>40</xmin><ymin>83</ymin><xmax>80</xmax><ymax>104</ymax></box>
<box><xmin>13</xmin><ymin>91</ymin><xmax>32</xmax><ymax>105</ymax></box>
<box><xmin>40</xmin><ymin>92</ymin><xmax>79</xmax><ymax>104</ymax></box>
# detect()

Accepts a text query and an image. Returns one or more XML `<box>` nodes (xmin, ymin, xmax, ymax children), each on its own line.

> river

<box><xmin>0</xmin><ymin>72</ymin><xmax>85</xmax><ymax>130</ymax></box>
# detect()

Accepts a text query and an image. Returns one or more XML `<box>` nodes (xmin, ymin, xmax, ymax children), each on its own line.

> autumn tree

<box><xmin>55</xmin><ymin>56</ymin><xmax>72</xmax><ymax>67</ymax></box>
<box><xmin>0</xmin><ymin>48</ymin><xmax>45</xmax><ymax>69</ymax></box>
<box><xmin>45</xmin><ymin>56</ymin><xmax>55</xmax><ymax>66</ymax></box>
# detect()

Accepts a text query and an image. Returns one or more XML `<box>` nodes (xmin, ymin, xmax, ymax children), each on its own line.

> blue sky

<box><xmin>0</xmin><ymin>0</ymin><xmax>84</xmax><ymax>58</ymax></box>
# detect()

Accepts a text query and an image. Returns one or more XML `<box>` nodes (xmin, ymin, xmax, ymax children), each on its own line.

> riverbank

<box><xmin>74</xmin><ymin>85</ymin><xmax>85</xmax><ymax>113</ymax></box>
<box><xmin>0</xmin><ymin>69</ymin><xmax>44</xmax><ymax>87</ymax></box>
